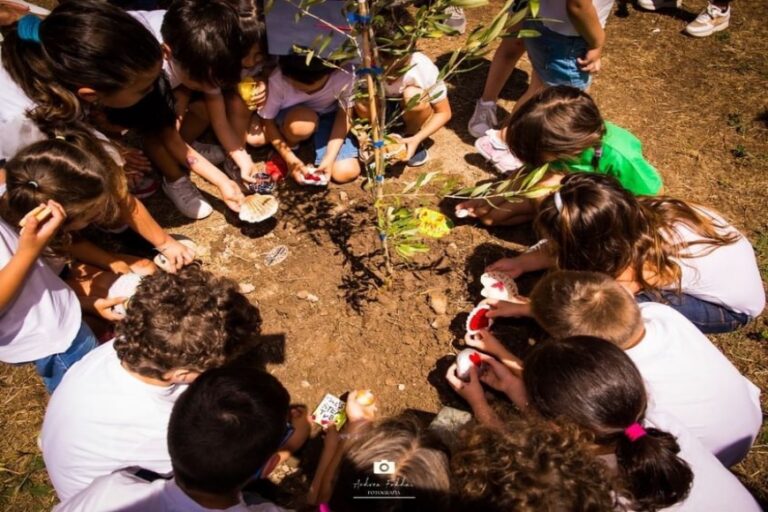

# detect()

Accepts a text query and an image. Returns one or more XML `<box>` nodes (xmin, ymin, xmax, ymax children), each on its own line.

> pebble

<box><xmin>385</xmin><ymin>377</ymin><xmax>397</xmax><ymax>386</ymax></box>
<box><xmin>300</xmin><ymin>380</ymin><xmax>311</xmax><ymax>388</ymax></box>
<box><xmin>239</xmin><ymin>283</ymin><xmax>255</xmax><ymax>294</ymax></box>
<box><xmin>339</xmin><ymin>191</ymin><xmax>349</xmax><ymax>202</ymax></box>
<box><xmin>428</xmin><ymin>291</ymin><xmax>448</xmax><ymax>315</ymax></box>
<box><xmin>397</xmin><ymin>384</ymin><xmax>406</xmax><ymax>391</ymax></box>
<box><xmin>297</xmin><ymin>290</ymin><xmax>320</xmax><ymax>302</ymax></box>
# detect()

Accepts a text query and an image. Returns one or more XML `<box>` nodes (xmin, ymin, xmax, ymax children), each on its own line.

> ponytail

<box><xmin>1</xmin><ymin>0</ymin><xmax>161</xmax><ymax>128</ymax></box>
<box><xmin>616</xmin><ymin>426</ymin><xmax>693</xmax><ymax>511</ymax></box>
<box><xmin>524</xmin><ymin>337</ymin><xmax>693</xmax><ymax>511</ymax></box>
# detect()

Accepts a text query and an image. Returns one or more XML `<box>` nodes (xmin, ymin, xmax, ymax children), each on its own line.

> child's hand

<box><xmin>577</xmin><ymin>47</ymin><xmax>602</xmax><ymax>73</ymax></box>
<box><xmin>445</xmin><ymin>363</ymin><xmax>487</xmax><ymax>408</ymax></box>
<box><xmin>94</xmin><ymin>296</ymin><xmax>128</xmax><ymax>322</ymax></box>
<box><xmin>219</xmin><ymin>179</ymin><xmax>244</xmax><ymax>212</ymax></box>
<box><xmin>484</xmin><ymin>297</ymin><xmax>531</xmax><ymax>319</ymax></box>
<box><xmin>465</xmin><ymin>329</ymin><xmax>505</xmax><ymax>356</ymax></box>
<box><xmin>18</xmin><ymin>201</ymin><xmax>66</xmax><ymax>256</ymax></box>
<box><xmin>120</xmin><ymin>147</ymin><xmax>152</xmax><ymax>175</ymax></box>
<box><xmin>485</xmin><ymin>257</ymin><xmax>526</xmax><ymax>278</ymax></box>
<box><xmin>289</xmin><ymin>159</ymin><xmax>309</xmax><ymax>183</ymax></box>
<box><xmin>400</xmin><ymin>136</ymin><xmax>420</xmax><ymax>161</ymax></box>
<box><xmin>478</xmin><ymin>353</ymin><xmax>521</xmax><ymax>393</ymax></box>
<box><xmin>240</xmin><ymin>162</ymin><xmax>260</xmax><ymax>184</ymax></box>
<box><xmin>155</xmin><ymin>237</ymin><xmax>195</xmax><ymax>272</ymax></box>
<box><xmin>315</xmin><ymin>159</ymin><xmax>333</xmax><ymax>182</ymax></box>
<box><xmin>247</xmin><ymin>79</ymin><xmax>268</xmax><ymax>110</ymax></box>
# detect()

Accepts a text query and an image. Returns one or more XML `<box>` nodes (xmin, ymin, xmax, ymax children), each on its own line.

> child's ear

<box><xmin>165</xmin><ymin>368</ymin><xmax>200</xmax><ymax>384</ymax></box>
<box><xmin>260</xmin><ymin>453</ymin><xmax>281</xmax><ymax>478</ymax></box>
<box><xmin>161</xmin><ymin>43</ymin><xmax>173</xmax><ymax>61</ymax></box>
<box><xmin>76</xmin><ymin>87</ymin><xmax>100</xmax><ymax>104</ymax></box>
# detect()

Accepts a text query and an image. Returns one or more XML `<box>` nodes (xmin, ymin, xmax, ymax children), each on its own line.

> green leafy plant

<box><xmin>276</xmin><ymin>0</ymin><xmax>548</xmax><ymax>276</ymax></box>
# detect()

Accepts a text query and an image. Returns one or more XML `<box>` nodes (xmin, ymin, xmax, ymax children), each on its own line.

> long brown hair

<box><xmin>0</xmin><ymin>127</ymin><xmax>127</xmax><ymax>252</ymax></box>
<box><xmin>524</xmin><ymin>337</ymin><xmax>693</xmax><ymax>511</ymax></box>
<box><xmin>535</xmin><ymin>173</ymin><xmax>740</xmax><ymax>294</ymax></box>
<box><xmin>1</xmin><ymin>0</ymin><xmax>161</xmax><ymax>127</ymax></box>
<box><xmin>505</xmin><ymin>86</ymin><xmax>605</xmax><ymax>168</ymax></box>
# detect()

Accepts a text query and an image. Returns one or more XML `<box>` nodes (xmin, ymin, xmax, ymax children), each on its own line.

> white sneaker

<box><xmin>445</xmin><ymin>6</ymin><xmax>467</xmax><ymax>34</ymax></box>
<box><xmin>468</xmin><ymin>99</ymin><xmax>498</xmax><ymax>138</ymax></box>
<box><xmin>637</xmin><ymin>0</ymin><xmax>680</xmax><ymax>10</ymax></box>
<box><xmin>685</xmin><ymin>3</ymin><xmax>730</xmax><ymax>37</ymax></box>
<box><xmin>191</xmin><ymin>141</ymin><xmax>226</xmax><ymax>166</ymax></box>
<box><xmin>162</xmin><ymin>176</ymin><xmax>213</xmax><ymax>219</ymax></box>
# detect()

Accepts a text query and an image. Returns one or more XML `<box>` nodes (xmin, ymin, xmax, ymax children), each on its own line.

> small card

<box><xmin>311</xmin><ymin>393</ymin><xmax>347</xmax><ymax>430</ymax></box>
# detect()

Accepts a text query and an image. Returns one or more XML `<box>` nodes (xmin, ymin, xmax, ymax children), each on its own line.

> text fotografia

<box><xmin>352</xmin><ymin>475</ymin><xmax>415</xmax><ymax>500</ymax></box>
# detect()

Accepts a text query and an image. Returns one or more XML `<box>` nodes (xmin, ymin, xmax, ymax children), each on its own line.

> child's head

<box><xmin>329</xmin><ymin>415</ymin><xmax>451</xmax><ymax>512</ymax></box>
<box><xmin>523</xmin><ymin>337</ymin><xmax>694</xmax><ymax>510</ymax></box>
<box><xmin>452</xmin><ymin>419</ymin><xmax>616</xmax><ymax>511</ymax></box>
<box><xmin>1</xmin><ymin>0</ymin><xmax>162</xmax><ymax>124</ymax></box>
<box><xmin>278</xmin><ymin>53</ymin><xmax>335</xmax><ymax>92</ymax></box>
<box><xmin>374</xmin><ymin>7</ymin><xmax>416</xmax><ymax>69</ymax></box>
<box><xmin>114</xmin><ymin>264</ymin><xmax>261</xmax><ymax>383</ymax></box>
<box><xmin>529</xmin><ymin>270</ymin><xmax>643</xmax><ymax>347</ymax></box>
<box><xmin>534</xmin><ymin>173</ymin><xmax>647</xmax><ymax>280</ymax></box>
<box><xmin>222</xmin><ymin>0</ymin><xmax>267</xmax><ymax>69</ymax></box>
<box><xmin>1</xmin><ymin>128</ymin><xmax>126</xmax><ymax>245</ymax></box>
<box><xmin>161</xmin><ymin>0</ymin><xmax>245</xmax><ymax>90</ymax></box>
<box><xmin>168</xmin><ymin>366</ymin><xmax>290</xmax><ymax>495</ymax></box>
<box><xmin>505</xmin><ymin>86</ymin><xmax>605</xmax><ymax>168</ymax></box>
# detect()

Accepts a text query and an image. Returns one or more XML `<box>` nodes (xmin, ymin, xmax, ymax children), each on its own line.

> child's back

<box><xmin>258</xmin><ymin>66</ymin><xmax>353</xmax><ymax>120</ymax></box>
<box><xmin>632</xmin><ymin>302</ymin><xmax>761</xmax><ymax>466</ymax></box>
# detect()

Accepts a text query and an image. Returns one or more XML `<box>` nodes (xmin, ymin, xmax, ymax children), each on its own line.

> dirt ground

<box><xmin>1</xmin><ymin>0</ymin><xmax>767</xmax><ymax>510</ymax></box>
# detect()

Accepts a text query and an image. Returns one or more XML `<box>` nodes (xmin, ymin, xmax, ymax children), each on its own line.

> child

<box><xmin>486</xmin><ymin>172</ymin><xmax>765</xmax><ymax>332</ymax></box>
<box><xmin>41</xmin><ymin>265</ymin><xmax>261</xmax><ymax>501</ymax></box>
<box><xmin>54</xmin><ymin>366</ymin><xmax>293</xmax><ymax>511</ymax></box>
<box><xmin>479</xmin><ymin>270</ymin><xmax>762</xmax><ymax>466</ymax></box>
<box><xmin>313</xmin><ymin>408</ymin><xmax>452</xmax><ymax>511</ymax></box>
<box><xmin>2</xmin><ymin>132</ymin><xmax>161</xmax><ymax>328</ymax></box>
<box><xmin>447</xmin><ymin>337</ymin><xmax>761</xmax><ymax>511</ymax></box>
<box><xmin>473</xmin><ymin>0</ymin><xmax>614</xmax><ymax>171</ymax></box>
<box><xmin>0</xmin><ymin>197</ymin><xmax>98</xmax><ymax>393</ymax></box>
<box><xmin>125</xmin><ymin>0</ymin><xmax>247</xmax><ymax>218</ymax></box>
<box><xmin>356</xmin><ymin>7</ymin><xmax>452</xmax><ymax>167</ymax></box>
<box><xmin>256</xmin><ymin>54</ymin><xmax>361</xmax><ymax>185</ymax></box>
<box><xmin>452</xmin><ymin>419</ymin><xmax>616</xmax><ymax>511</ymax></box>
<box><xmin>457</xmin><ymin>86</ymin><xmax>662</xmax><ymax>225</ymax></box>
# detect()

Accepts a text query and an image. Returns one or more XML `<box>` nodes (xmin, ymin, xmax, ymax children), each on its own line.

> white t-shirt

<box><xmin>539</xmin><ymin>0</ymin><xmax>615</xmax><ymax>37</ymax></box>
<box><xmin>629</xmin><ymin>303</ymin><xmax>761</xmax><ymax>466</ymax></box>
<box><xmin>666</xmin><ymin>211</ymin><xmax>765</xmax><ymax>317</ymax></box>
<box><xmin>258</xmin><ymin>68</ymin><xmax>354</xmax><ymax>120</ymax></box>
<box><xmin>0</xmin><ymin>219</ymin><xmax>81</xmax><ymax>363</ymax></box>
<box><xmin>54</xmin><ymin>470</ymin><xmax>290</xmax><ymax>512</ymax></box>
<box><xmin>0</xmin><ymin>60</ymin><xmax>46</xmax><ymax>162</ymax></box>
<box><xmin>644</xmin><ymin>411</ymin><xmax>761</xmax><ymax>512</ymax></box>
<box><xmin>128</xmin><ymin>10</ymin><xmax>182</xmax><ymax>89</ymax></box>
<box><xmin>42</xmin><ymin>341</ymin><xmax>188</xmax><ymax>501</ymax></box>
<box><xmin>383</xmin><ymin>52</ymin><xmax>448</xmax><ymax>104</ymax></box>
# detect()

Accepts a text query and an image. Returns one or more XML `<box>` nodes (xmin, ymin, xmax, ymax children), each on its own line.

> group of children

<box><xmin>0</xmin><ymin>0</ymin><xmax>764</xmax><ymax>510</ymax></box>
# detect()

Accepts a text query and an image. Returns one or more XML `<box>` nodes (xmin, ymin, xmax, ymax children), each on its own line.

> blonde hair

<box><xmin>530</xmin><ymin>270</ymin><xmax>643</xmax><ymax>347</ymax></box>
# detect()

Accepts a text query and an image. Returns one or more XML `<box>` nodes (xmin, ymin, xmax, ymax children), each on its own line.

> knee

<box><xmin>331</xmin><ymin>159</ymin><xmax>361</xmax><ymax>183</ymax></box>
<box><xmin>401</xmin><ymin>87</ymin><xmax>431</xmax><ymax>112</ymax></box>
<box><xmin>283</xmin><ymin>107</ymin><xmax>318</xmax><ymax>141</ymax></box>
<box><xmin>354</xmin><ymin>101</ymin><xmax>371</xmax><ymax>120</ymax></box>
<box><xmin>246</xmin><ymin>117</ymin><xmax>267</xmax><ymax>147</ymax></box>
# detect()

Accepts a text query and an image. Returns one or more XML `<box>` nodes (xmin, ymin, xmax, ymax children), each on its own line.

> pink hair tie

<box><xmin>624</xmin><ymin>422</ymin><xmax>647</xmax><ymax>442</ymax></box>
<box><xmin>319</xmin><ymin>504</ymin><xmax>331</xmax><ymax>512</ymax></box>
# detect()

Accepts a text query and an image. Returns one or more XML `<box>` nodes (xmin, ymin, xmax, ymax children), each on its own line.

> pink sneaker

<box><xmin>474</xmin><ymin>130</ymin><xmax>524</xmax><ymax>174</ymax></box>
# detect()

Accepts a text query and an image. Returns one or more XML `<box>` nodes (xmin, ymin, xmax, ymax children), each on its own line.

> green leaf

<box><xmin>529</xmin><ymin>0</ymin><xmax>540</xmax><ymax>18</ymax></box>
<box><xmin>517</xmin><ymin>29</ymin><xmax>541</xmax><ymax>38</ymax></box>
<box><xmin>469</xmin><ymin>182</ymin><xmax>494</xmax><ymax>197</ymax></box>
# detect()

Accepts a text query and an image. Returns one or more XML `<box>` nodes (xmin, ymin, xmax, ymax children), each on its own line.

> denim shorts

<box><xmin>636</xmin><ymin>291</ymin><xmax>752</xmax><ymax>334</ymax></box>
<box><xmin>523</xmin><ymin>22</ymin><xmax>591</xmax><ymax>90</ymax></box>
<box><xmin>34</xmin><ymin>322</ymin><xmax>98</xmax><ymax>393</ymax></box>
<box><xmin>276</xmin><ymin>107</ymin><xmax>359</xmax><ymax>165</ymax></box>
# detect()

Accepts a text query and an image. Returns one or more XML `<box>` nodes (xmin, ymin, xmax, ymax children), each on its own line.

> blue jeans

<box><xmin>34</xmin><ymin>322</ymin><xmax>98</xmax><ymax>393</ymax></box>
<box><xmin>524</xmin><ymin>22</ymin><xmax>591</xmax><ymax>90</ymax></box>
<box><xmin>636</xmin><ymin>291</ymin><xmax>752</xmax><ymax>334</ymax></box>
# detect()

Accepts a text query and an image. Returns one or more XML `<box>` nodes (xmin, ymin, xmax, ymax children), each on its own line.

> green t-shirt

<box><xmin>552</xmin><ymin>122</ymin><xmax>662</xmax><ymax>195</ymax></box>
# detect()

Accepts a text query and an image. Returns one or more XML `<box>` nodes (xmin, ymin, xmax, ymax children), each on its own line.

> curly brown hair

<box><xmin>114</xmin><ymin>264</ymin><xmax>261</xmax><ymax>379</ymax></box>
<box><xmin>452</xmin><ymin>418</ymin><xmax>618</xmax><ymax>512</ymax></box>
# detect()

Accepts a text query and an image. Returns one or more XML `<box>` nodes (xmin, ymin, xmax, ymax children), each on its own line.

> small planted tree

<box><xmin>271</xmin><ymin>0</ymin><xmax>548</xmax><ymax>277</ymax></box>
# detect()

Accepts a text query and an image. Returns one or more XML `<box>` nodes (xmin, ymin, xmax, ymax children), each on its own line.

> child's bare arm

<box><xmin>173</xmin><ymin>85</ymin><xmax>192</xmax><ymax>123</ymax></box>
<box><xmin>159</xmin><ymin>127</ymin><xmax>244</xmax><ymax>212</ymax></box>
<box><xmin>566</xmin><ymin>0</ymin><xmax>605</xmax><ymax>73</ymax></box>
<box><xmin>316</xmin><ymin>108</ymin><xmax>349</xmax><ymax>177</ymax></box>
<box><xmin>0</xmin><ymin>202</ymin><xmax>65</xmax><ymax>311</ymax></box>
<box><xmin>407</xmin><ymin>96</ymin><xmax>452</xmax><ymax>146</ymax></box>
<box><xmin>69</xmin><ymin>240</ymin><xmax>131</xmax><ymax>273</ymax></box>
<box><xmin>204</xmin><ymin>92</ymin><xmax>256</xmax><ymax>182</ymax></box>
